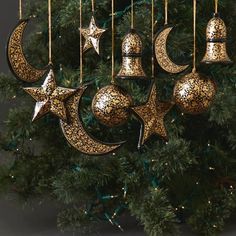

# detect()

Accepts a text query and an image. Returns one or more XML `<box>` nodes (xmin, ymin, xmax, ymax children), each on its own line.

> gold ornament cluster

<box><xmin>6</xmin><ymin>2</ymin><xmax>233</xmax><ymax>155</ymax></box>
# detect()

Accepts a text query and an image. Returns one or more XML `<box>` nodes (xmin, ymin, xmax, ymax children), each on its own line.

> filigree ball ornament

<box><xmin>92</xmin><ymin>85</ymin><xmax>133</xmax><ymax>127</ymax></box>
<box><xmin>173</xmin><ymin>72</ymin><xmax>216</xmax><ymax>115</ymax></box>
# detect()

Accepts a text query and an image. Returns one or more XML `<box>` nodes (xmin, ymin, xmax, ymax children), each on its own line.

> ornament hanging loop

<box><xmin>91</xmin><ymin>0</ymin><xmax>95</xmax><ymax>14</ymax></box>
<box><xmin>151</xmin><ymin>0</ymin><xmax>155</xmax><ymax>78</ymax></box>
<box><xmin>48</xmin><ymin>0</ymin><xmax>53</xmax><ymax>65</ymax></box>
<box><xmin>164</xmin><ymin>0</ymin><xmax>168</xmax><ymax>25</ymax></box>
<box><xmin>215</xmin><ymin>0</ymin><xmax>218</xmax><ymax>14</ymax></box>
<box><xmin>80</xmin><ymin>0</ymin><xmax>83</xmax><ymax>84</ymax></box>
<box><xmin>192</xmin><ymin>0</ymin><xmax>197</xmax><ymax>73</ymax></box>
<box><xmin>131</xmin><ymin>0</ymin><xmax>134</xmax><ymax>29</ymax></box>
<box><xmin>19</xmin><ymin>0</ymin><xmax>23</xmax><ymax>20</ymax></box>
<box><xmin>111</xmin><ymin>0</ymin><xmax>115</xmax><ymax>84</ymax></box>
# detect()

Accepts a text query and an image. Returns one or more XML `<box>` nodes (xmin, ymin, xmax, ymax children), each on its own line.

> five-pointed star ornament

<box><xmin>24</xmin><ymin>69</ymin><xmax>76</xmax><ymax>122</ymax></box>
<box><xmin>131</xmin><ymin>82</ymin><xmax>174</xmax><ymax>149</ymax></box>
<box><xmin>80</xmin><ymin>16</ymin><xmax>106</xmax><ymax>55</ymax></box>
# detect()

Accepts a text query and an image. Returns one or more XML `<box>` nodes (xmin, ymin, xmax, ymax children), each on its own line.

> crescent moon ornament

<box><xmin>154</xmin><ymin>26</ymin><xmax>189</xmax><ymax>74</ymax></box>
<box><xmin>7</xmin><ymin>19</ymin><xmax>48</xmax><ymax>82</ymax></box>
<box><xmin>60</xmin><ymin>86</ymin><xmax>124</xmax><ymax>156</ymax></box>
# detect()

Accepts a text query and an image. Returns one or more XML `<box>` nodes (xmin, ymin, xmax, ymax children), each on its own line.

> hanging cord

<box><xmin>164</xmin><ymin>0</ymin><xmax>168</xmax><ymax>25</ymax></box>
<box><xmin>111</xmin><ymin>0</ymin><xmax>115</xmax><ymax>84</ymax></box>
<box><xmin>192</xmin><ymin>0</ymin><xmax>196</xmax><ymax>73</ymax></box>
<box><xmin>48</xmin><ymin>0</ymin><xmax>52</xmax><ymax>65</ymax></box>
<box><xmin>92</xmin><ymin>0</ymin><xmax>95</xmax><ymax>14</ymax></box>
<box><xmin>215</xmin><ymin>0</ymin><xmax>218</xmax><ymax>14</ymax></box>
<box><xmin>19</xmin><ymin>0</ymin><xmax>22</xmax><ymax>20</ymax></box>
<box><xmin>151</xmin><ymin>0</ymin><xmax>155</xmax><ymax>78</ymax></box>
<box><xmin>80</xmin><ymin>0</ymin><xmax>83</xmax><ymax>84</ymax></box>
<box><xmin>131</xmin><ymin>0</ymin><xmax>134</xmax><ymax>29</ymax></box>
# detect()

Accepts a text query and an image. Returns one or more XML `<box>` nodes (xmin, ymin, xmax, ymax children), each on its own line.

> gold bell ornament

<box><xmin>201</xmin><ymin>0</ymin><xmax>232</xmax><ymax>64</ymax></box>
<box><xmin>116</xmin><ymin>0</ymin><xmax>147</xmax><ymax>80</ymax></box>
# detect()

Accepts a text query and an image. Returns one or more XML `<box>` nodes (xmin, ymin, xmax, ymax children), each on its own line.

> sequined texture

<box><xmin>154</xmin><ymin>26</ymin><xmax>189</xmax><ymax>74</ymax></box>
<box><xmin>121</xmin><ymin>32</ymin><xmax>142</xmax><ymax>55</ymax></box>
<box><xmin>206</xmin><ymin>16</ymin><xmax>227</xmax><ymax>41</ymax></box>
<box><xmin>7</xmin><ymin>20</ymin><xmax>47</xmax><ymax>82</ymax></box>
<box><xmin>117</xmin><ymin>30</ymin><xmax>147</xmax><ymax>79</ymax></box>
<box><xmin>24</xmin><ymin>69</ymin><xmax>76</xmax><ymax>121</ymax></box>
<box><xmin>202</xmin><ymin>15</ymin><xmax>232</xmax><ymax>64</ymax></box>
<box><xmin>92</xmin><ymin>85</ymin><xmax>133</xmax><ymax>127</ymax></box>
<box><xmin>202</xmin><ymin>42</ymin><xmax>232</xmax><ymax>64</ymax></box>
<box><xmin>80</xmin><ymin>16</ymin><xmax>106</xmax><ymax>55</ymax></box>
<box><xmin>60</xmin><ymin>86</ymin><xmax>123</xmax><ymax>155</ymax></box>
<box><xmin>173</xmin><ymin>72</ymin><xmax>216</xmax><ymax>115</ymax></box>
<box><xmin>131</xmin><ymin>83</ymin><xmax>173</xmax><ymax>148</ymax></box>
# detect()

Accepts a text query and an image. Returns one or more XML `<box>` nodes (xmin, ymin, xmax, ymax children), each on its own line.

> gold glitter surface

<box><xmin>80</xmin><ymin>16</ymin><xmax>106</xmax><ymax>55</ymax></box>
<box><xmin>116</xmin><ymin>57</ymin><xmax>147</xmax><ymax>79</ymax></box>
<box><xmin>24</xmin><ymin>69</ymin><xmax>76</xmax><ymax>122</ymax></box>
<box><xmin>131</xmin><ymin>83</ymin><xmax>173</xmax><ymax>148</ymax></box>
<box><xmin>7</xmin><ymin>20</ymin><xmax>47</xmax><ymax>82</ymax></box>
<box><xmin>201</xmin><ymin>42</ymin><xmax>232</xmax><ymax>64</ymax></box>
<box><xmin>60</xmin><ymin>86</ymin><xmax>123</xmax><ymax>155</ymax></box>
<box><xmin>173</xmin><ymin>72</ymin><xmax>216</xmax><ymax>115</ymax></box>
<box><xmin>116</xmin><ymin>30</ymin><xmax>147</xmax><ymax>80</ymax></box>
<box><xmin>206</xmin><ymin>16</ymin><xmax>227</xmax><ymax>41</ymax></box>
<box><xmin>154</xmin><ymin>26</ymin><xmax>189</xmax><ymax>74</ymax></box>
<box><xmin>121</xmin><ymin>31</ymin><xmax>142</xmax><ymax>55</ymax></box>
<box><xmin>92</xmin><ymin>85</ymin><xmax>133</xmax><ymax>127</ymax></box>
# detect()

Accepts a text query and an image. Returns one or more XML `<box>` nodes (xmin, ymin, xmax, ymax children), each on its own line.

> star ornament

<box><xmin>131</xmin><ymin>82</ymin><xmax>173</xmax><ymax>149</ymax></box>
<box><xmin>24</xmin><ymin>69</ymin><xmax>76</xmax><ymax>122</ymax></box>
<box><xmin>80</xmin><ymin>16</ymin><xmax>106</xmax><ymax>55</ymax></box>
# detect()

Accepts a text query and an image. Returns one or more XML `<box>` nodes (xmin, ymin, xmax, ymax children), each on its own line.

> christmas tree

<box><xmin>0</xmin><ymin>0</ymin><xmax>236</xmax><ymax>235</ymax></box>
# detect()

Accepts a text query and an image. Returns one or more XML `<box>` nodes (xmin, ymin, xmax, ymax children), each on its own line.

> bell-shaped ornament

<box><xmin>116</xmin><ymin>29</ymin><xmax>147</xmax><ymax>80</ymax></box>
<box><xmin>201</xmin><ymin>13</ymin><xmax>232</xmax><ymax>64</ymax></box>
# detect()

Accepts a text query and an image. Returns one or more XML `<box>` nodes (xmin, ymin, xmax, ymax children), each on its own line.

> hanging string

<box><xmin>19</xmin><ymin>0</ymin><xmax>22</xmax><ymax>20</ymax></box>
<box><xmin>80</xmin><ymin>0</ymin><xmax>83</xmax><ymax>84</ymax></box>
<box><xmin>164</xmin><ymin>0</ymin><xmax>168</xmax><ymax>25</ymax></box>
<box><xmin>111</xmin><ymin>0</ymin><xmax>115</xmax><ymax>83</ymax></box>
<box><xmin>131</xmin><ymin>0</ymin><xmax>134</xmax><ymax>29</ymax></box>
<box><xmin>215</xmin><ymin>0</ymin><xmax>218</xmax><ymax>14</ymax></box>
<box><xmin>151</xmin><ymin>0</ymin><xmax>155</xmax><ymax>78</ymax></box>
<box><xmin>48</xmin><ymin>0</ymin><xmax>52</xmax><ymax>65</ymax></box>
<box><xmin>192</xmin><ymin>0</ymin><xmax>197</xmax><ymax>73</ymax></box>
<box><xmin>92</xmin><ymin>0</ymin><xmax>95</xmax><ymax>14</ymax></box>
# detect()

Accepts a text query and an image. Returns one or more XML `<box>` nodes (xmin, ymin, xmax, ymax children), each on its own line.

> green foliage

<box><xmin>0</xmin><ymin>0</ymin><xmax>236</xmax><ymax>235</ymax></box>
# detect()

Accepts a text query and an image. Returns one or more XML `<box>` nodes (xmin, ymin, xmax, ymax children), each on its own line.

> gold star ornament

<box><xmin>80</xmin><ymin>16</ymin><xmax>106</xmax><ymax>55</ymax></box>
<box><xmin>131</xmin><ymin>82</ymin><xmax>173</xmax><ymax>149</ymax></box>
<box><xmin>24</xmin><ymin>69</ymin><xmax>76</xmax><ymax>122</ymax></box>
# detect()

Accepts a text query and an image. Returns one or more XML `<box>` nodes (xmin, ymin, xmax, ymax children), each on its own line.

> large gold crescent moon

<box><xmin>7</xmin><ymin>19</ymin><xmax>48</xmax><ymax>82</ymax></box>
<box><xmin>155</xmin><ymin>26</ymin><xmax>189</xmax><ymax>74</ymax></box>
<box><xmin>60</xmin><ymin>86</ymin><xmax>124</xmax><ymax>156</ymax></box>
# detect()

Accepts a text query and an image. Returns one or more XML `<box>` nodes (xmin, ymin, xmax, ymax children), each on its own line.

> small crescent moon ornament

<box><xmin>7</xmin><ymin>19</ymin><xmax>48</xmax><ymax>82</ymax></box>
<box><xmin>154</xmin><ymin>26</ymin><xmax>189</xmax><ymax>74</ymax></box>
<box><xmin>60</xmin><ymin>86</ymin><xmax>124</xmax><ymax>156</ymax></box>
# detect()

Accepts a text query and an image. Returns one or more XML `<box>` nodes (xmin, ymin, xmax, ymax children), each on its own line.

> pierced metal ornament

<box><xmin>154</xmin><ymin>26</ymin><xmax>189</xmax><ymax>74</ymax></box>
<box><xmin>201</xmin><ymin>14</ymin><xmax>232</xmax><ymax>64</ymax></box>
<box><xmin>173</xmin><ymin>72</ymin><xmax>216</xmax><ymax>115</ymax></box>
<box><xmin>116</xmin><ymin>29</ymin><xmax>147</xmax><ymax>80</ymax></box>
<box><xmin>7</xmin><ymin>19</ymin><xmax>48</xmax><ymax>82</ymax></box>
<box><xmin>60</xmin><ymin>86</ymin><xmax>124</xmax><ymax>156</ymax></box>
<box><xmin>92</xmin><ymin>84</ymin><xmax>133</xmax><ymax>127</ymax></box>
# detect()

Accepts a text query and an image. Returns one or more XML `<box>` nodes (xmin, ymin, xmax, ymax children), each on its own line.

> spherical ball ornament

<box><xmin>173</xmin><ymin>72</ymin><xmax>216</xmax><ymax>115</ymax></box>
<box><xmin>92</xmin><ymin>85</ymin><xmax>133</xmax><ymax>127</ymax></box>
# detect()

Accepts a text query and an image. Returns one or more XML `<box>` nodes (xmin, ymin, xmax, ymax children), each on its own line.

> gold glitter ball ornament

<box><xmin>173</xmin><ymin>72</ymin><xmax>216</xmax><ymax>115</ymax></box>
<box><xmin>92</xmin><ymin>85</ymin><xmax>133</xmax><ymax>127</ymax></box>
